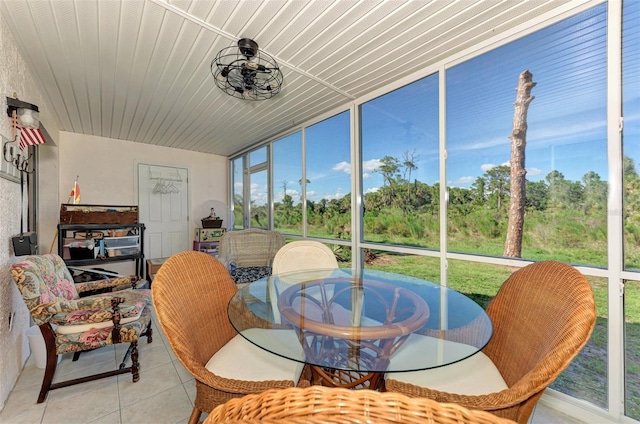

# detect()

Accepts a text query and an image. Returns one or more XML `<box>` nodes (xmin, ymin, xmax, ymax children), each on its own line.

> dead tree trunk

<box><xmin>504</xmin><ymin>70</ymin><xmax>536</xmax><ymax>258</ymax></box>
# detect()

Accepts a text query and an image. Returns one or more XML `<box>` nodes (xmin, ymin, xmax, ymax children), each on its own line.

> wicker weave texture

<box><xmin>272</xmin><ymin>240</ymin><xmax>338</xmax><ymax>274</ymax></box>
<box><xmin>218</xmin><ymin>229</ymin><xmax>285</xmax><ymax>268</ymax></box>
<box><xmin>151</xmin><ymin>251</ymin><xmax>296</xmax><ymax>424</ymax></box>
<box><xmin>386</xmin><ymin>260</ymin><xmax>597</xmax><ymax>424</ymax></box>
<box><xmin>206</xmin><ymin>386</ymin><xmax>515</xmax><ymax>423</ymax></box>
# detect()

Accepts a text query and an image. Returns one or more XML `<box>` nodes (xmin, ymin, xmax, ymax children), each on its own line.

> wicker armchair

<box><xmin>217</xmin><ymin>228</ymin><xmax>285</xmax><ymax>283</ymax></box>
<box><xmin>151</xmin><ymin>251</ymin><xmax>305</xmax><ymax>424</ymax></box>
<box><xmin>385</xmin><ymin>261</ymin><xmax>597</xmax><ymax>424</ymax></box>
<box><xmin>206</xmin><ymin>386</ymin><xmax>516</xmax><ymax>423</ymax></box>
<box><xmin>11</xmin><ymin>254</ymin><xmax>153</xmax><ymax>403</ymax></box>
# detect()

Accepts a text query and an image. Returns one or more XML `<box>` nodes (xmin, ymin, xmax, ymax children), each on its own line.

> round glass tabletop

<box><xmin>227</xmin><ymin>268</ymin><xmax>492</xmax><ymax>374</ymax></box>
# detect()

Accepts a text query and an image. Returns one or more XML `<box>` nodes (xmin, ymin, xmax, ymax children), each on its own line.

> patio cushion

<box><xmin>205</xmin><ymin>329</ymin><xmax>305</xmax><ymax>382</ymax></box>
<box><xmin>229</xmin><ymin>265</ymin><xmax>272</xmax><ymax>284</ymax></box>
<box><xmin>387</xmin><ymin>335</ymin><xmax>508</xmax><ymax>396</ymax></box>
<box><xmin>55</xmin><ymin>302</ymin><xmax>145</xmax><ymax>335</ymax></box>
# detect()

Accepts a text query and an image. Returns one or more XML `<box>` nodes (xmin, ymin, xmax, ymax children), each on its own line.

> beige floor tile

<box><xmin>172</xmin><ymin>359</ymin><xmax>193</xmax><ymax>384</ymax></box>
<box><xmin>0</xmin><ymin>384</ymin><xmax>46</xmax><ymax>424</ymax></box>
<box><xmin>54</xmin><ymin>348</ymin><xmax>117</xmax><ymax>380</ymax></box>
<box><xmin>13</xmin><ymin>360</ymin><xmax>46</xmax><ymax>392</ymax></box>
<box><xmin>117</xmin><ymin>361</ymin><xmax>182</xmax><ymax>409</ymax></box>
<box><xmin>119</xmin><ymin>384</ymin><xmax>192</xmax><ymax>424</ymax></box>
<box><xmin>182</xmin><ymin>381</ymin><xmax>196</xmax><ymax>406</ymax></box>
<box><xmin>532</xmin><ymin>403</ymin><xmax>585</xmax><ymax>423</ymax></box>
<box><xmin>87</xmin><ymin>410</ymin><xmax>122</xmax><ymax>424</ymax></box>
<box><xmin>42</xmin><ymin>377</ymin><xmax>120</xmax><ymax>424</ymax></box>
<box><xmin>114</xmin><ymin>340</ymin><xmax>172</xmax><ymax>371</ymax></box>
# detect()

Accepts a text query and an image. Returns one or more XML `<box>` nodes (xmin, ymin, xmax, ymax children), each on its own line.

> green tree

<box><xmin>525</xmin><ymin>180</ymin><xmax>548</xmax><ymax>211</ymax></box>
<box><xmin>485</xmin><ymin>165</ymin><xmax>510</xmax><ymax>212</ymax></box>
<box><xmin>376</xmin><ymin>156</ymin><xmax>401</xmax><ymax>205</ymax></box>
<box><xmin>546</xmin><ymin>170</ymin><xmax>568</xmax><ymax>209</ymax></box>
<box><xmin>582</xmin><ymin>171</ymin><xmax>607</xmax><ymax>214</ymax></box>
<box><xmin>402</xmin><ymin>150</ymin><xmax>419</xmax><ymax>204</ymax></box>
<box><xmin>471</xmin><ymin>177</ymin><xmax>487</xmax><ymax>206</ymax></box>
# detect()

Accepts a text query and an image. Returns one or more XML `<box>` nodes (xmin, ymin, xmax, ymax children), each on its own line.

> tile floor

<box><xmin>1</xmin><ymin>312</ymin><xmax>586</xmax><ymax>424</ymax></box>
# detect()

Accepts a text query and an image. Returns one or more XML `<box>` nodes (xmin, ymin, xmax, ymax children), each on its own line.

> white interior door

<box><xmin>137</xmin><ymin>163</ymin><xmax>189</xmax><ymax>259</ymax></box>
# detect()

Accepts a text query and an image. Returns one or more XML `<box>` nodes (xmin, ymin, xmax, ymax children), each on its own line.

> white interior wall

<box><xmin>0</xmin><ymin>11</ymin><xmax>59</xmax><ymax>410</ymax></box>
<box><xmin>54</xmin><ymin>131</ymin><xmax>228</xmax><ymax>266</ymax></box>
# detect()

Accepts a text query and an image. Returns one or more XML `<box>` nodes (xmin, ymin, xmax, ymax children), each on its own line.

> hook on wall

<box><xmin>3</xmin><ymin>135</ymin><xmax>34</xmax><ymax>174</ymax></box>
<box><xmin>3</xmin><ymin>95</ymin><xmax>41</xmax><ymax>174</ymax></box>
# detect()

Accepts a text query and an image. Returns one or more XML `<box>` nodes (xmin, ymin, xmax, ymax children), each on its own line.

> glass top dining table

<box><xmin>227</xmin><ymin>268</ymin><xmax>493</xmax><ymax>389</ymax></box>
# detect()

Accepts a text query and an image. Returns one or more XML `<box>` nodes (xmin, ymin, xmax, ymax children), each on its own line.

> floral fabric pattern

<box><xmin>54</xmin><ymin>307</ymin><xmax>152</xmax><ymax>354</ymax></box>
<box><xmin>75</xmin><ymin>276</ymin><xmax>138</xmax><ymax>294</ymax></box>
<box><xmin>11</xmin><ymin>254</ymin><xmax>151</xmax><ymax>354</ymax></box>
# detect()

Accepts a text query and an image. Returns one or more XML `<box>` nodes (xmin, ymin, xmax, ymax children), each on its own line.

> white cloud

<box><xmin>332</xmin><ymin>161</ymin><xmax>351</xmax><ymax>174</ymax></box>
<box><xmin>274</xmin><ymin>188</ymin><xmax>301</xmax><ymax>203</ymax></box>
<box><xmin>527</xmin><ymin>167</ymin><xmax>543</xmax><ymax>176</ymax></box>
<box><xmin>332</xmin><ymin>159</ymin><xmax>382</xmax><ymax>178</ymax></box>
<box><xmin>363</xmin><ymin>159</ymin><xmax>382</xmax><ymax>173</ymax></box>
<box><xmin>481</xmin><ymin>162</ymin><xmax>510</xmax><ymax>172</ymax></box>
<box><xmin>323</xmin><ymin>188</ymin><xmax>346</xmax><ymax>200</ymax></box>
<box><xmin>365</xmin><ymin>187</ymin><xmax>380</xmax><ymax>194</ymax></box>
<box><xmin>452</xmin><ymin>176</ymin><xmax>474</xmax><ymax>184</ymax></box>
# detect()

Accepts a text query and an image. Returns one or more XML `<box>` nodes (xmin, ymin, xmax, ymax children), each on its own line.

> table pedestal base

<box><xmin>308</xmin><ymin>365</ymin><xmax>385</xmax><ymax>391</ymax></box>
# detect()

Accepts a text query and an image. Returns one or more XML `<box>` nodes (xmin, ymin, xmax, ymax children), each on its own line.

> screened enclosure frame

<box><xmin>228</xmin><ymin>1</ymin><xmax>638</xmax><ymax>421</ymax></box>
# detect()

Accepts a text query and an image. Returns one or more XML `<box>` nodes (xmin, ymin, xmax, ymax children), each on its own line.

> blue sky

<box><xmin>250</xmin><ymin>2</ymin><xmax>638</xmax><ymax>206</ymax></box>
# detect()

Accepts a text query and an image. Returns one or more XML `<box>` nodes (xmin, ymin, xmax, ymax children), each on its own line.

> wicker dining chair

<box><xmin>270</xmin><ymin>240</ymin><xmax>342</xmax><ymax>324</ymax></box>
<box><xmin>385</xmin><ymin>260</ymin><xmax>597</xmax><ymax>424</ymax></box>
<box><xmin>217</xmin><ymin>228</ymin><xmax>285</xmax><ymax>284</ymax></box>
<box><xmin>151</xmin><ymin>251</ymin><xmax>305</xmax><ymax>424</ymax></box>
<box><xmin>271</xmin><ymin>240</ymin><xmax>339</xmax><ymax>275</ymax></box>
<box><xmin>205</xmin><ymin>386</ymin><xmax>516</xmax><ymax>423</ymax></box>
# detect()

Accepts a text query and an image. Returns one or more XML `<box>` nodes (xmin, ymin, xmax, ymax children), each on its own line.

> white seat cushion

<box><xmin>55</xmin><ymin>307</ymin><xmax>143</xmax><ymax>335</ymax></box>
<box><xmin>206</xmin><ymin>329</ymin><xmax>305</xmax><ymax>383</ymax></box>
<box><xmin>386</xmin><ymin>333</ymin><xmax>508</xmax><ymax>396</ymax></box>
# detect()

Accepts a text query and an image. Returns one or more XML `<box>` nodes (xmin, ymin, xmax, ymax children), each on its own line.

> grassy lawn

<box><xmin>361</xmin><ymin>252</ymin><xmax>633</xmax><ymax>414</ymax></box>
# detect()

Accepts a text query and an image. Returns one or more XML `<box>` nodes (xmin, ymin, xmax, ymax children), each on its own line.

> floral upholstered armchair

<box><xmin>11</xmin><ymin>253</ymin><xmax>153</xmax><ymax>403</ymax></box>
<box><xmin>217</xmin><ymin>229</ymin><xmax>285</xmax><ymax>284</ymax></box>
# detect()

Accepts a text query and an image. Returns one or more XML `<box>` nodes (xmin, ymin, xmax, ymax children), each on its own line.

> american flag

<box><xmin>18</xmin><ymin>126</ymin><xmax>46</xmax><ymax>151</ymax></box>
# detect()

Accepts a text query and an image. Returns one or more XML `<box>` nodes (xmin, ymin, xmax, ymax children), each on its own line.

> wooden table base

<box><xmin>308</xmin><ymin>365</ymin><xmax>385</xmax><ymax>391</ymax></box>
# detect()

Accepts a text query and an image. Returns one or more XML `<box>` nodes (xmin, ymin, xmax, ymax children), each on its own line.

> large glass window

<box><xmin>446</xmin><ymin>260</ymin><xmax>513</xmax><ymax>309</ymax></box>
<box><xmin>624</xmin><ymin>0</ymin><xmax>640</xmax><ymax>272</ymax></box>
<box><xmin>361</xmin><ymin>73</ymin><xmax>440</xmax><ymax>248</ymax></box>
<box><xmin>623</xmin><ymin>0</ymin><xmax>640</xmax><ymax>419</ymax></box>
<box><xmin>273</xmin><ymin>132</ymin><xmax>303</xmax><ymax>235</ymax></box>
<box><xmin>445</xmin><ymin>4</ymin><xmax>608</xmax><ymax>407</ymax></box>
<box><xmin>626</xmin><ymin>280</ymin><xmax>640</xmax><ymax>420</ymax></box>
<box><xmin>364</xmin><ymin>252</ymin><xmax>440</xmax><ymax>285</ymax></box>
<box><xmin>230</xmin><ymin>3</ymin><xmax>638</xmax><ymax>416</ymax></box>
<box><xmin>305</xmin><ymin>111</ymin><xmax>352</xmax><ymax>240</ymax></box>
<box><xmin>249</xmin><ymin>169</ymin><xmax>268</xmax><ymax>228</ymax></box>
<box><xmin>446</xmin><ymin>5</ymin><xmax>608</xmax><ymax>267</ymax></box>
<box><xmin>232</xmin><ymin>157</ymin><xmax>244</xmax><ymax>229</ymax></box>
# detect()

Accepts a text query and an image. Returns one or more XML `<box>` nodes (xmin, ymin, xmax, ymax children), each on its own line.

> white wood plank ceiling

<box><xmin>0</xmin><ymin>0</ymin><xmax>581</xmax><ymax>157</ymax></box>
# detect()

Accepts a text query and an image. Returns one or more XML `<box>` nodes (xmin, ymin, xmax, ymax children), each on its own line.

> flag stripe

<box><xmin>19</xmin><ymin>127</ymin><xmax>46</xmax><ymax>150</ymax></box>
